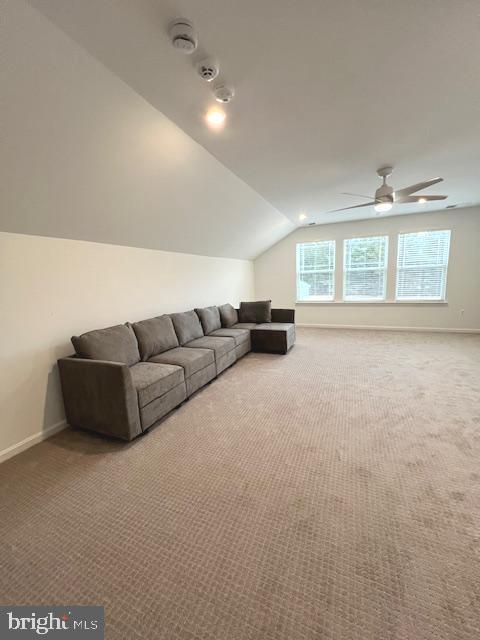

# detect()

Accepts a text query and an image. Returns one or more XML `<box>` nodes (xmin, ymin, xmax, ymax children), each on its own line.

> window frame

<box><xmin>395</xmin><ymin>229</ymin><xmax>451</xmax><ymax>302</ymax></box>
<box><xmin>294</xmin><ymin>227</ymin><xmax>451</xmax><ymax>306</ymax></box>
<box><xmin>342</xmin><ymin>235</ymin><xmax>389</xmax><ymax>302</ymax></box>
<box><xmin>295</xmin><ymin>240</ymin><xmax>336</xmax><ymax>302</ymax></box>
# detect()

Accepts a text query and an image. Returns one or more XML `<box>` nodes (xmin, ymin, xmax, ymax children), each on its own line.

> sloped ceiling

<box><xmin>26</xmin><ymin>0</ymin><xmax>480</xmax><ymax>230</ymax></box>
<box><xmin>1</xmin><ymin>1</ymin><xmax>293</xmax><ymax>261</ymax></box>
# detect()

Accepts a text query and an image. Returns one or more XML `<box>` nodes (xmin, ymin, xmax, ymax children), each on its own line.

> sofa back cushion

<box><xmin>239</xmin><ymin>300</ymin><xmax>272</xmax><ymax>324</ymax></box>
<box><xmin>132</xmin><ymin>315</ymin><xmax>179</xmax><ymax>361</ymax></box>
<box><xmin>218</xmin><ymin>303</ymin><xmax>238</xmax><ymax>328</ymax></box>
<box><xmin>170</xmin><ymin>310</ymin><xmax>204</xmax><ymax>345</ymax></box>
<box><xmin>71</xmin><ymin>323</ymin><xmax>140</xmax><ymax>366</ymax></box>
<box><xmin>195</xmin><ymin>306</ymin><xmax>221</xmax><ymax>335</ymax></box>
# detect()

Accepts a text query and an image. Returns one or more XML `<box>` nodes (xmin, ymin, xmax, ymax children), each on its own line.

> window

<box><xmin>396</xmin><ymin>230</ymin><xmax>451</xmax><ymax>301</ymax></box>
<box><xmin>343</xmin><ymin>235</ymin><xmax>388</xmax><ymax>301</ymax></box>
<box><xmin>296</xmin><ymin>240</ymin><xmax>335</xmax><ymax>301</ymax></box>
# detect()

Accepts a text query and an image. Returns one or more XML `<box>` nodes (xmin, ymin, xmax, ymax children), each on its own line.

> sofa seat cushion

<box><xmin>209</xmin><ymin>328</ymin><xmax>250</xmax><ymax>346</ymax></box>
<box><xmin>239</xmin><ymin>300</ymin><xmax>272</xmax><ymax>324</ymax></box>
<box><xmin>140</xmin><ymin>383</ymin><xmax>187</xmax><ymax>430</ymax></box>
<box><xmin>235</xmin><ymin>340</ymin><xmax>250</xmax><ymax>359</ymax></box>
<box><xmin>231</xmin><ymin>323</ymin><xmax>258</xmax><ymax>330</ymax></box>
<box><xmin>149</xmin><ymin>347</ymin><xmax>214</xmax><ymax>378</ymax></box>
<box><xmin>132</xmin><ymin>315</ymin><xmax>179</xmax><ymax>361</ymax></box>
<box><xmin>195</xmin><ymin>306</ymin><xmax>221</xmax><ymax>334</ymax></box>
<box><xmin>185</xmin><ymin>336</ymin><xmax>236</xmax><ymax>359</ymax></box>
<box><xmin>130</xmin><ymin>362</ymin><xmax>184</xmax><ymax>408</ymax></box>
<box><xmin>218</xmin><ymin>303</ymin><xmax>238</xmax><ymax>328</ymax></box>
<box><xmin>170</xmin><ymin>310</ymin><xmax>204</xmax><ymax>345</ymax></box>
<box><xmin>72</xmin><ymin>323</ymin><xmax>140</xmax><ymax>367</ymax></box>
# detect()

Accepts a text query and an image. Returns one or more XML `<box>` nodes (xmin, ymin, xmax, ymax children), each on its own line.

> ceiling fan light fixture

<box><xmin>374</xmin><ymin>201</ymin><xmax>393</xmax><ymax>214</ymax></box>
<box><xmin>324</xmin><ymin>169</ymin><xmax>446</xmax><ymax>216</ymax></box>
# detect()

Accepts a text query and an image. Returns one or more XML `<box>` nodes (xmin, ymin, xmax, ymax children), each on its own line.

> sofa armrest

<box><xmin>271</xmin><ymin>308</ymin><xmax>295</xmax><ymax>323</ymax></box>
<box><xmin>58</xmin><ymin>357</ymin><xmax>142</xmax><ymax>441</ymax></box>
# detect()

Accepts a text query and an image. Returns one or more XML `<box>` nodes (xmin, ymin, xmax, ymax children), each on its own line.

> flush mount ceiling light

<box><xmin>325</xmin><ymin>167</ymin><xmax>448</xmax><ymax>216</ymax></box>
<box><xmin>298</xmin><ymin>213</ymin><xmax>308</xmax><ymax>221</ymax></box>
<box><xmin>205</xmin><ymin>108</ymin><xmax>226</xmax><ymax>127</ymax></box>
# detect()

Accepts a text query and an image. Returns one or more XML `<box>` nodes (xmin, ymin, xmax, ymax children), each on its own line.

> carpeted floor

<box><xmin>1</xmin><ymin>328</ymin><xmax>480</xmax><ymax>639</ymax></box>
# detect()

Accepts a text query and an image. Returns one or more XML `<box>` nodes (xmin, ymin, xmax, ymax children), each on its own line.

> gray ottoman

<box><xmin>251</xmin><ymin>323</ymin><xmax>295</xmax><ymax>355</ymax></box>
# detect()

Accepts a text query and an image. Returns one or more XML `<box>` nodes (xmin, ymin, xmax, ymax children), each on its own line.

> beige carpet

<box><xmin>1</xmin><ymin>328</ymin><xmax>480</xmax><ymax>639</ymax></box>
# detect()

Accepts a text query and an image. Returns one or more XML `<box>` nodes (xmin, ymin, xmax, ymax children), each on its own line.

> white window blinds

<box><xmin>343</xmin><ymin>236</ymin><xmax>388</xmax><ymax>301</ymax></box>
<box><xmin>296</xmin><ymin>241</ymin><xmax>335</xmax><ymax>301</ymax></box>
<box><xmin>396</xmin><ymin>230</ymin><xmax>451</xmax><ymax>301</ymax></box>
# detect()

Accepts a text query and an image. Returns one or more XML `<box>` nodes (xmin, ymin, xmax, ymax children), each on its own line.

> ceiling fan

<box><xmin>327</xmin><ymin>167</ymin><xmax>447</xmax><ymax>214</ymax></box>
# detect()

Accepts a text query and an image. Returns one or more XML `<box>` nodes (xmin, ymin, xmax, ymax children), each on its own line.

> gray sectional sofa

<box><xmin>58</xmin><ymin>302</ymin><xmax>295</xmax><ymax>441</ymax></box>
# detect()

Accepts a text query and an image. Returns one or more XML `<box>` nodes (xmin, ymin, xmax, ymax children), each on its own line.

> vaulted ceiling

<box><xmin>3</xmin><ymin>1</ymin><xmax>293</xmax><ymax>260</ymax></box>
<box><xmin>27</xmin><ymin>0</ymin><xmax>480</xmax><ymax>231</ymax></box>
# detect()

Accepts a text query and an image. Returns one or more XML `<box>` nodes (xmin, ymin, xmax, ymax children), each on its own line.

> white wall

<box><xmin>0</xmin><ymin>232</ymin><xmax>254</xmax><ymax>461</ymax></box>
<box><xmin>255</xmin><ymin>208</ymin><xmax>480</xmax><ymax>331</ymax></box>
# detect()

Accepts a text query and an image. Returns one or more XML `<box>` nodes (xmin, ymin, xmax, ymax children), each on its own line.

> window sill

<box><xmin>296</xmin><ymin>300</ymin><xmax>448</xmax><ymax>306</ymax></box>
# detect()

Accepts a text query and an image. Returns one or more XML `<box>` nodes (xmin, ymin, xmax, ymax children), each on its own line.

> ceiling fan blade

<box><xmin>341</xmin><ymin>192</ymin><xmax>378</xmax><ymax>201</ymax></box>
<box><xmin>394</xmin><ymin>177</ymin><xmax>444</xmax><ymax>198</ymax></box>
<box><xmin>395</xmin><ymin>195</ymin><xmax>448</xmax><ymax>204</ymax></box>
<box><xmin>324</xmin><ymin>202</ymin><xmax>376</xmax><ymax>214</ymax></box>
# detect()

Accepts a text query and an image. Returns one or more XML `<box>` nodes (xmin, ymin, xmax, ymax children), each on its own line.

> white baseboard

<box><xmin>297</xmin><ymin>323</ymin><xmax>480</xmax><ymax>334</ymax></box>
<box><xmin>0</xmin><ymin>420</ymin><xmax>67</xmax><ymax>465</ymax></box>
